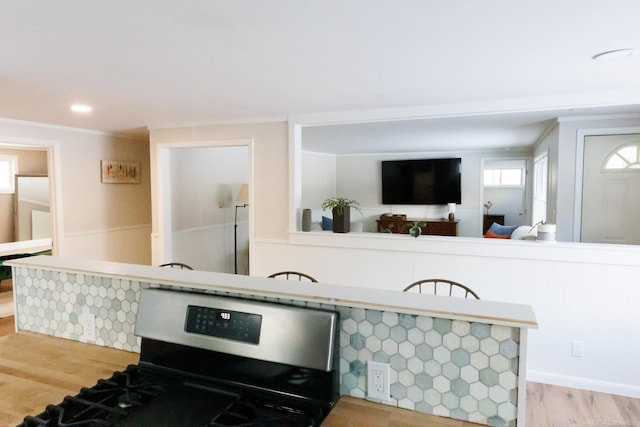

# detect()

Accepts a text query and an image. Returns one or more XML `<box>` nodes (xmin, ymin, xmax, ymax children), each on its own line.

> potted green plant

<box><xmin>321</xmin><ymin>197</ymin><xmax>361</xmax><ymax>233</ymax></box>
<box><xmin>409</xmin><ymin>221</ymin><xmax>425</xmax><ymax>238</ymax></box>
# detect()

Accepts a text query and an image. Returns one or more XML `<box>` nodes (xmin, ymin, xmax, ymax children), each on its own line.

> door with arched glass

<box><xmin>581</xmin><ymin>134</ymin><xmax>640</xmax><ymax>244</ymax></box>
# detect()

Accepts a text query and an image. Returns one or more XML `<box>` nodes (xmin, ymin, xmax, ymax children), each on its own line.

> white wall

<box><xmin>0</xmin><ymin>119</ymin><xmax>151</xmax><ymax>264</ymax></box>
<box><xmin>169</xmin><ymin>146</ymin><xmax>248</xmax><ymax>272</ymax></box>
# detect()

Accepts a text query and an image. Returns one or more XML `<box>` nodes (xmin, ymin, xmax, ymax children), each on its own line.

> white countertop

<box><xmin>0</xmin><ymin>238</ymin><xmax>52</xmax><ymax>257</ymax></box>
<box><xmin>7</xmin><ymin>255</ymin><xmax>537</xmax><ymax>329</ymax></box>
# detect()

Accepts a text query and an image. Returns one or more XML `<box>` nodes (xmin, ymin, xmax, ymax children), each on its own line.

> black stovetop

<box><xmin>19</xmin><ymin>363</ymin><xmax>326</xmax><ymax>427</ymax></box>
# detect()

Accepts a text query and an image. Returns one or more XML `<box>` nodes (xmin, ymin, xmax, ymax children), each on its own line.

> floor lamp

<box><xmin>234</xmin><ymin>184</ymin><xmax>249</xmax><ymax>274</ymax></box>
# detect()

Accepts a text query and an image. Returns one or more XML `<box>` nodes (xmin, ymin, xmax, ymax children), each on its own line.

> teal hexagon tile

<box><xmin>479</xmin><ymin>398</ymin><xmax>498</xmax><ymax>417</ymax></box>
<box><xmin>415</xmin><ymin>372</ymin><xmax>433</xmax><ymax>390</ymax></box>
<box><xmin>479</xmin><ymin>367</ymin><xmax>499</xmax><ymax>386</ymax></box>
<box><xmin>442</xmin><ymin>362</ymin><xmax>460</xmax><ymax>380</ymax></box>
<box><xmin>398</xmin><ymin>313</ymin><xmax>417</xmax><ymax>329</ymax></box>
<box><xmin>471</xmin><ymin>323</ymin><xmax>491</xmax><ymax>339</ymax></box>
<box><xmin>416</xmin><ymin>343</ymin><xmax>433</xmax><ymax>361</ymax></box>
<box><xmin>442</xmin><ymin>391</ymin><xmax>459</xmax><ymax>410</ymax></box>
<box><xmin>390</xmin><ymin>325</ymin><xmax>407</xmax><ymax>342</ymax></box>
<box><xmin>434</xmin><ymin>318</ymin><xmax>452</xmax><ymax>334</ymax></box>
<box><xmin>451</xmin><ymin>377</ymin><xmax>470</xmax><ymax>397</ymax></box>
<box><xmin>349</xmin><ymin>360</ymin><xmax>365</xmax><ymax>376</ymax></box>
<box><xmin>389</xmin><ymin>352</ymin><xmax>406</xmax><ymax>371</ymax></box>
<box><xmin>349</xmin><ymin>332</ymin><xmax>366</xmax><ymax>350</ymax></box>
<box><xmin>365</xmin><ymin>309</ymin><xmax>383</xmax><ymax>324</ymax></box>
<box><xmin>351</xmin><ymin>307</ymin><xmax>366</xmax><ymax>322</ymax></box>
<box><xmin>358</xmin><ymin>347</ymin><xmax>373</xmax><ymax>362</ymax></box>
<box><xmin>451</xmin><ymin>407</ymin><xmax>469</xmax><ymax>421</ymax></box>
<box><xmin>487</xmin><ymin>415</ymin><xmax>507</xmax><ymax>427</ymax></box>
<box><xmin>391</xmin><ymin>382</ymin><xmax>407</xmax><ymax>400</ymax></box>
<box><xmin>499</xmin><ymin>339</ymin><xmax>519</xmax><ymax>359</ymax></box>
<box><xmin>373</xmin><ymin>350</ymin><xmax>390</xmax><ymax>363</ymax></box>
<box><xmin>452</xmin><ymin>348</ymin><xmax>471</xmax><ymax>367</ymax></box>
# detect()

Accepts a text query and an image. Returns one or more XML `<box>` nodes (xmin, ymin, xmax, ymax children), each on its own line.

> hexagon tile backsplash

<box><xmin>13</xmin><ymin>266</ymin><xmax>520</xmax><ymax>426</ymax></box>
<box><xmin>336</xmin><ymin>306</ymin><xmax>520</xmax><ymax>426</ymax></box>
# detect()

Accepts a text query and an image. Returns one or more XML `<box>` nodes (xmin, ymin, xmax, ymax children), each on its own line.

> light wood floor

<box><xmin>0</xmin><ymin>324</ymin><xmax>638</xmax><ymax>426</ymax></box>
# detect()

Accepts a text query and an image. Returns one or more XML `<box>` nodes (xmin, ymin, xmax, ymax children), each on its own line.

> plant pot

<box><xmin>332</xmin><ymin>207</ymin><xmax>350</xmax><ymax>233</ymax></box>
<box><xmin>537</xmin><ymin>223</ymin><xmax>556</xmax><ymax>241</ymax></box>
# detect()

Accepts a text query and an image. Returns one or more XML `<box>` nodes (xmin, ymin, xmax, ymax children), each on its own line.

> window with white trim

<box><xmin>0</xmin><ymin>155</ymin><xmax>18</xmax><ymax>194</ymax></box>
<box><xmin>483</xmin><ymin>168</ymin><xmax>524</xmax><ymax>187</ymax></box>
<box><xmin>604</xmin><ymin>142</ymin><xmax>640</xmax><ymax>170</ymax></box>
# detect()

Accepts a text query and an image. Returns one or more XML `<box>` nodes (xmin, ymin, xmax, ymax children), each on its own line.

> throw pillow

<box><xmin>488</xmin><ymin>222</ymin><xmax>518</xmax><ymax>237</ymax></box>
<box><xmin>484</xmin><ymin>230</ymin><xmax>511</xmax><ymax>239</ymax></box>
<box><xmin>321</xmin><ymin>216</ymin><xmax>333</xmax><ymax>231</ymax></box>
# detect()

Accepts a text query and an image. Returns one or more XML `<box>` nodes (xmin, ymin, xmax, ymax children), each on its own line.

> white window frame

<box><xmin>483</xmin><ymin>167</ymin><xmax>525</xmax><ymax>188</ymax></box>
<box><xmin>0</xmin><ymin>155</ymin><xmax>18</xmax><ymax>194</ymax></box>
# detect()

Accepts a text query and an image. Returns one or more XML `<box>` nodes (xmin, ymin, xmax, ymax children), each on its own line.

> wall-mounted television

<box><xmin>381</xmin><ymin>158</ymin><xmax>461</xmax><ymax>205</ymax></box>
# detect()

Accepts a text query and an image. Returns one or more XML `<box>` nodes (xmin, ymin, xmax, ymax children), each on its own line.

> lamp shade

<box><xmin>237</xmin><ymin>184</ymin><xmax>249</xmax><ymax>205</ymax></box>
<box><xmin>447</xmin><ymin>202</ymin><xmax>456</xmax><ymax>213</ymax></box>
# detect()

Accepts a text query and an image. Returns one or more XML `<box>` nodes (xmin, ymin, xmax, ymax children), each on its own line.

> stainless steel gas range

<box><xmin>19</xmin><ymin>287</ymin><xmax>340</xmax><ymax>426</ymax></box>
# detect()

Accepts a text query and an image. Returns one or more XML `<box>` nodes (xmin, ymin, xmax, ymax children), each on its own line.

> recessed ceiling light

<box><xmin>592</xmin><ymin>48</ymin><xmax>637</xmax><ymax>61</ymax></box>
<box><xmin>70</xmin><ymin>104</ymin><xmax>92</xmax><ymax>113</ymax></box>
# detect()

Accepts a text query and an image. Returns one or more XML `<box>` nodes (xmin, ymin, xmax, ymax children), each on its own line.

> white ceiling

<box><xmin>2</xmin><ymin>1</ymin><xmax>640</xmax><ymax>147</ymax></box>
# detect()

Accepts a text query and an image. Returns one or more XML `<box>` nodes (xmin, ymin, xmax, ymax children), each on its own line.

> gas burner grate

<box><xmin>20</xmin><ymin>365</ymin><xmax>168</xmax><ymax>427</ymax></box>
<box><xmin>209</xmin><ymin>395</ymin><xmax>324</xmax><ymax>427</ymax></box>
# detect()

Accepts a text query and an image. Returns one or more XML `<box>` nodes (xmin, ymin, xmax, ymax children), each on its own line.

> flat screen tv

<box><xmin>381</xmin><ymin>158</ymin><xmax>461</xmax><ymax>205</ymax></box>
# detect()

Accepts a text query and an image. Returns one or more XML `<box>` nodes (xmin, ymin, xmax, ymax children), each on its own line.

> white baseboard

<box><xmin>528</xmin><ymin>370</ymin><xmax>640</xmax><ymax>398</ymax></box>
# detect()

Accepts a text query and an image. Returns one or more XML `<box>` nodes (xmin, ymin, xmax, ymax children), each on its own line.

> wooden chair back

<box><xmin>159</xmin><ymin>262</ymin><xmax>194</xmax><ymax>270</ymax></box>
<box><xmin>403</xmin><ymin>278</ymin><xmax>479</xmax><ymax>299</ymax></box>
<box><xmin>267</xmin><ymin>271</ymin><xmax>318</xmax><ymax>283</ymax></box>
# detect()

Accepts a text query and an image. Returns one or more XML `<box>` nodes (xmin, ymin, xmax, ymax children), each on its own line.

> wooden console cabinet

<box><xmin>376</xmin><ymin>217</ymin><xmax>457</xmax><ymax>236</ymax></box>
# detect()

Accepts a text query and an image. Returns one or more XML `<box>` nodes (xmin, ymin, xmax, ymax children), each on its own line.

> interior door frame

<box><xmin>574</xmin><ymin>126</ymin><xmax>640</xmax><ymax>242</ymax></box>
<box><xmin>151</xmin><ymin>138</ymin><xmax>254</xmax><ymax>272</ymax></box>
<box><xmin>0</xmin><ymin>136</ymin><xmax>62</xmax><ymax>254</ymax></box>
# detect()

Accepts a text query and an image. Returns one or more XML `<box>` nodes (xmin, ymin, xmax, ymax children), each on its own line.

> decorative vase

<box><xmin>301</xmin><ymin>209</ymin><xmax>311</xmax><ymax>232</ymax></box>
<box><xmin>332</xmin><ymin>207</ymin><xmax>350</xmax><ymax>233</ymax></box>
<box><xmin>536</xmin><ymin>223</ymin><xmax>556</xmax><ymax>241</ymax></box>
<box><xmin>409</xmin><ymin>226</ymin><xmax>421</xmax><ymax>238</ymax></box>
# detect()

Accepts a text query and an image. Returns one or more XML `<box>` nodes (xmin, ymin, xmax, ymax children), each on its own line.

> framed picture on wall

<box><xmin>100</xmin><ymin>160</ymin><xmax>140</xmax><ymax>184</ymax></box>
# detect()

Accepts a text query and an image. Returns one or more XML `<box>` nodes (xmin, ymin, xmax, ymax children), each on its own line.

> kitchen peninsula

<box><xmin>7</xmin><ymin>256</ymin><xmax>536</xmax><ymax>426</ymax></box>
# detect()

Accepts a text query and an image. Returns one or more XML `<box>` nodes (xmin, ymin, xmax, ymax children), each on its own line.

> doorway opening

<box><xmin>153</xmin><ymin>139</ymin><xmax>253</xmax><ymax>274</ymax></box>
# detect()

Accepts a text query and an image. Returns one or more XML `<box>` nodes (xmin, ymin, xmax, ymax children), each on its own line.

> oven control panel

<box><xmin>185</xmin><ymin>305</ymin><xmax>262</xmax><ymax>344</ymax></box>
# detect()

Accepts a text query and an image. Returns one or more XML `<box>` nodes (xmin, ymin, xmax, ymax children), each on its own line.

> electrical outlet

<box><xmin>367</xmin><ymin>361</ymin><xmax>390</xmax><ymax>401</ymax></box>
<box><xmin>79</xmin><ymin>313</ymin><xmax>96</xmax><ymax>341</ymax></box>
<box><xmin>572</xmin><ymin>340</ymin><xmax>584</xmax><ymax>358</ymax></box>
